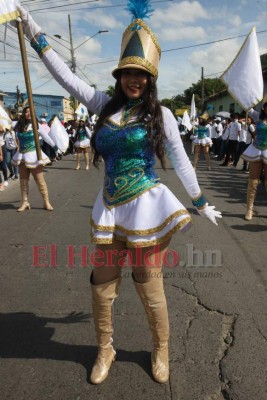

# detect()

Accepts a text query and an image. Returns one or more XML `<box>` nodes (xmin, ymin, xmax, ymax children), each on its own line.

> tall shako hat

<box><xmin>199</xmin><ymin>112</ymin><xmax>209</xmax><ymax>121</ymax></box>
<box><xmin>112</xmin><ymin>0</ymin><xmax>161</xmax><ymax>79</ymax></box>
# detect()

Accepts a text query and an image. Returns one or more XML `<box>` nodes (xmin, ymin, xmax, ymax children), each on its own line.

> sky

<box><xmin>0</xmin><ymin>0</ymin><xmax>267</xmax><ymax>101</ymax></box>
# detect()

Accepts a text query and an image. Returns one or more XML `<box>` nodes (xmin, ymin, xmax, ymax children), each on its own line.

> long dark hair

<box><xmin>91</xmin><ymin>72</ymin><xmax>166</xmax><ymax>169</ymax></box>
<box><xmin>199</xmin><ymin>118</ymin><xmax>207</xmax><ymax>126</ymax></box>
<box><xmin>76</xmin><ymin>120</ymin><xmax>86</xmax><ymax>131</ymax></box>
<box><xmin>15</xmin><ymin>106</ymin><xmax>38</xmax><ymax>133</ymax></box>
<box><xmin>259</xmin><ymin>102</ymin><xmax>267</xmax><ymax>120</ymax></box>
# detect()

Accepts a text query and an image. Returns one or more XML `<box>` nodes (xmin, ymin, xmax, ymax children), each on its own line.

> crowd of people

<box><xmin>178</xmin><ymin>112</ymin><xmax>258</xmax><ymax>173</ymax></box>
<box><xmin>182</xmin><ymin>106</ymin><xmax>266</xmax><ymax>221</ymax></box>
<box><xmin>0</xmin><ymin>114</ymin><xmax>95</xmax><ymax>193</ymax></box>
<box><xmin>1</xmin><ymin>103</ymin><xmax>265</xmax><ymax>223</ymax></box>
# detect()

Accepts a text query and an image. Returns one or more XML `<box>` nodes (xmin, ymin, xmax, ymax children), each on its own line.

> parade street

<box><xmin>0</xmin><ymin>149</ymin><xmax>267</xmax><ymax>400</ymax></box>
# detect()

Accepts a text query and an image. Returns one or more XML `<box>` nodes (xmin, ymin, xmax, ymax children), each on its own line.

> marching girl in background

<box><xmin>74</xmin><ymin>119</ymin><xmax>91</xmax><ymax>170</ymax></box>
<box><xmin>12</xmin><ymin>106</ymin><xmax>59</xmax><ymax>211</ymax></box>
<box><xmin>191</xmin><ymin>112</ymin><xmax>213</xmax><ymax>170</ymax></box>
<box><xmin>14</xmin><ymin>0</ymin><xmax>222</xmax><ymax>384</ymax></box>
<box><xmin>242</xmin><ymin>100</ymin><xmax>267</xmax><ymax>220</ymax></box>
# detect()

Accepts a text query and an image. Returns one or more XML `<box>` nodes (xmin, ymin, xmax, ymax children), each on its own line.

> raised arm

<box><xmin>15</xmin><ymin>4</ymin><xmax>111</xmax><ymax>115</ymax></box>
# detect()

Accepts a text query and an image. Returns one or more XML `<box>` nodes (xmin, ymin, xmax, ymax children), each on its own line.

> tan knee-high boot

<box><xmin>133</xmin><ymin>277</ymin><xmax>169</xmax><ymax>383</ymax></box>
<box><xmin>35</xmin><ymin>176</ymin><xmax>53</xmax><ymax>211</ymax></box>
<box><xmin>90</xmin><ymin>275</ymin><xmax>121</xmax><ymax>384</ymax></box>
<box><xmin>17</xmin><ymin>179</ymin><xmax>30</xmax><ymax>212</ymax></box>
<box><xmin>84</xmin><ymin>152</ymin><xmax>89</xmax><ymax>170</ymax></box>
<box><xmin>76</xmin><ymin>153</ymin><xmax>81</xmax><ymax>170</ymax></box>
<box><xmin>204</xmin><ymin>151</ymin><xmax>211</xmax><ymax>170</ymax></box>
<box><xmin>245</xmin><ymin>179</ymin><xmax>258</xmax><ymax>221</ymax></box>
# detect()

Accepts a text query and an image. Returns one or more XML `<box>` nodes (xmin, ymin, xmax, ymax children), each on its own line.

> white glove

<box><xmin>197</xmin><ymin>203</ymin><xmax>222</xmax><ymax>226</ymax></box>
<box><xmin>15</xmin><ymin>3</ymin><xmax>41</xmax><ymax>40</ymax></box>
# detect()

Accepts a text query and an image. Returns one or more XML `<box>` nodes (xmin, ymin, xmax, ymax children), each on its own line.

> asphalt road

<box><xmin>0</xmin><ymin>147</ymin><xmax>267</xmax><ymax>400</ymax></box>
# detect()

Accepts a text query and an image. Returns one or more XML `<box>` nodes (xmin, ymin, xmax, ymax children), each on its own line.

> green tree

<box><xmin>161</xmin><ymin>95</ymin><xmax>186</xmax><ymax>114</ymax></box>
<box><xmin>184</xmin><ymin>78</ymin><xmax>226</xmax><ymax>110</ymax></box>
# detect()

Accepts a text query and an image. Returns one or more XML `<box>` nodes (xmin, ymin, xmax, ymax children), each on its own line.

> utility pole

<box><xmin>201</xmin><ymin>67</ymin><xmax>204</xmax><ymax>112</ymax></box>
<box><xmin>56</xmin><ymin>16</ymin><xmax>108</xmax><ymax>115</ymax></box>
<box><xmin>68</xmin><ymin>14</ymin><xmax>76</xmax><ymax>74</ymax></box>
<box><xmin>68</xmin><ymin>14</ymin><xmax>77</xmax><ymax>111</ymax></box>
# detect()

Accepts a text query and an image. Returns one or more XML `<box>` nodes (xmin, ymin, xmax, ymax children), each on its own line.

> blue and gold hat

<box><xmin>112</xmin><ymin>0</ymin><xmax>161</xmax><ymax>79</ymax></box>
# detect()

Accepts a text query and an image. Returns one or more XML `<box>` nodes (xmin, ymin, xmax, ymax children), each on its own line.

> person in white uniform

<box><xmin>74</xmin><ymin>119</ymin><xmax>91</xmax><ymax>170</ymax></box>
<box><xmin>12</xmin><ymin>106</ymin><xmax>58</xmax><ymax>211</ymax></box>
<box><xmin>14</xmin><ymin>0</ymin><xmax>222</xmax><ymax>384</ymax></box>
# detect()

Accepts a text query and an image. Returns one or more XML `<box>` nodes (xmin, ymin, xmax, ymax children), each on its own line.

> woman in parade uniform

<box><xmin>12</xmin><ymin>106</ymin><xmax>58</xmax><ymax>211</ymax></box>
<box><xmin>242</xmin><ymin>100</ymin><xmax>267</xmax><ymax>220</ymax></box>
<box><xmin>191</xmin><ymin>113</ymin><xmax>212</xmax><ymax>170</ymax></box>
<box><xmin>15</xmin><ymin>0</ymin><xmax>222</xmax><ymax>384</ymax></box>
<box><xmin>74</xmin><ymin>119</ymin><xmax>91</xmax><ymax>170</ymax></box>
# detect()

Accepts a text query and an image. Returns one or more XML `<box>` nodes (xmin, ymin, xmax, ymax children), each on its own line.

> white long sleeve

<box><xmin>85</xmin><ymin>126</ymin><xmax>92</xmax><ymax>139</ymax></box>
<box><xmin>41</xmin><ymin>48</ymin><xmax>111</xmax><ymax>115</ymax></box>
<box><xmin>162</xmin><ymin>107</ymin><xmax>202</xmax><ymax>201</ymax></box>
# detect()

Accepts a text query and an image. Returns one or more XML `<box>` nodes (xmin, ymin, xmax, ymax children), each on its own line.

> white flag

<box><xmin>0</xmin><ymin>0</ymin><xmax>19</xmax><ymax>24</ymax></box>
<box><xmin>182</xmin><ymin>110</ymin><xmax>192</xmax><ymax>131</ymax></box>
<box><xmin>75</xmin><ymin>103</ymin><xmax>89</xmax><ymax>120</ymax></box>
<box><xmin>0</xmin><ymin>104</ymin><xmax>11</xmax><ymax>129</ymax></box>
<box><xmin>49</xmin><ymin>116</ymin><xmax>69</xmax><ymax>153</ymax></box>
<box><xmin>190</xmin><ymin>94</ymin><xmax>196</xmax><ymax>120</ymax></box>
<box><xmin>220</xmin><ymin>27</ymin><xmax>263</xmax><ymax>111</ymax></box>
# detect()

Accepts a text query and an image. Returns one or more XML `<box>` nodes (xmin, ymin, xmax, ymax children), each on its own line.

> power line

<box><xmin>23</xmin><ymin>0</ymin><xmax>73</xmax><ymax>4</ymax></box>
<box><xmin>32</xmin><ymin>76</ymin><xmax>55</xmax><ymax>90</ymax></box>
<box><xmin>162</xmin><ymin>29</ymin><xmax>267</xmax><ymax>53</ymax></box>
<box><xmin>28</xmin><ymin>0</ymin><xmax>100</xmax><ymax>12</ymax></box>
<box><xmin>30</xmin><ymin>0</ymin><xmax>173</xmax><ymax>13</ymax></box>
<box><xmin>81</xmin><ymin>59</ymin><xmax>118</xmax><ymax>69</ymax></box>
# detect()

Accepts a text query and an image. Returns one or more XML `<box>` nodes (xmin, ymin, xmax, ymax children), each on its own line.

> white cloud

<box><xmin>152</xmin><ymin>1</ymin><xmax>208</xmax><ymax>26</ymax></box>
<box><xmin>189</xmin><ymin>41</ymin><xmax>241</xmax><ymax>76</ymax></box>
<box><xmin>160</xmin><ymin>26</ymin><xmax>207</xmax><ymax>42</ymax></box>
<box><xmin>230</xmin><ymin>15</ymin><xmax>242</xmax><ymax>28</ymax></box>
<box><xmin>82</xmin><ymin>10</ymin><xmax>124</xmax><ymax>30</ymax></box>
<box><xmin>157</xmin><ymin>55</ymin><xmax>201</xmax><ymax>98</ymax></box>
<box><xmin>1</xmin><ymin>0</ymin><xmax>267</xmax><ymax>100</ymax></box>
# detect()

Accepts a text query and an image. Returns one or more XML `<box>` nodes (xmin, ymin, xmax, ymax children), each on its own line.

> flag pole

<box><xmin>16</xmin><ymin>19</ymin><xmax>42</xmax><ymax>161</ymax></box>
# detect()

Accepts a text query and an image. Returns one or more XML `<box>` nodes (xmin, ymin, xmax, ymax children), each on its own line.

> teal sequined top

<box><xmin>17</xmin><ymin>131</ymin><xmax>36</xmax><ymax>153</ymax></box>
<box><xmin>76</xmin><ymin>128</ymin><xmax>87</xmax><ymax>141</ymax></box>
<box><xmin>195</xmin><ymin>126</ymin><xmax>209</xmax><ymax>139</ymax></box>
<box><xmin>95</xmin><ymin>119</ymin><xmax>160</xmax><ymax>209</ymax></box>
<box><xmin>254</xmin><ymin>121</ymin><xmax>267</xmax><ymax>150</ymax></box>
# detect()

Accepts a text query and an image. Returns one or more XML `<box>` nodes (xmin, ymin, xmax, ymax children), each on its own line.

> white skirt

<box><xmin>75</xmin><ymin>139</ymin><xmax>90</xmax><ymax>148</ymax></box>
<box><xmin>241</xmin><ymin>144</ymin><xmax>267</xmax><ymax>163</ymax></box>
<box><xmin>91</xmin><ymin>184</ymin><xmax>192</xmax><ymax>248</ymax></box>
<box><xmin>12</xmin><ymin>150</ymin><xmax>51</xmax><ymax>168</ymax></box>
<box><xmin>193</xmin><ymin>137</ymin><xmax>212</xmax><ymax>146</ymax></box>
